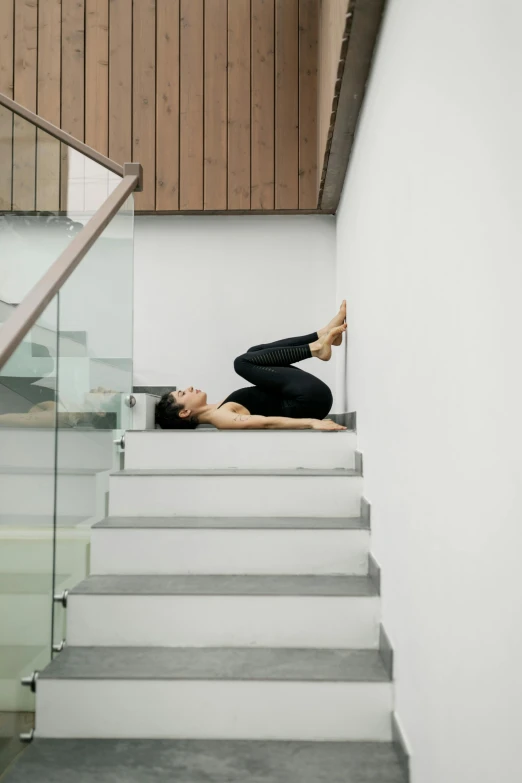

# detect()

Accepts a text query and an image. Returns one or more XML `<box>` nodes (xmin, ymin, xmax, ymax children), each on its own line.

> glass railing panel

<box><xmin>0</xmin><ymin>101</ymin><xmax>136</xmax><ymax>769</ymax></box>
<box><xmin>52</xmin><ymin>194</ymin><xmax>134</xmax><ymax>650</ymax></box>
<box><xmin>0</xmin><ymin>104</ymin><xmax>123</xmax><ymax>306</ymax></box>
<box><xmin>0</xmin><ymin>298</ymin><xmax>58</xmax><ymax>771</ymax></box>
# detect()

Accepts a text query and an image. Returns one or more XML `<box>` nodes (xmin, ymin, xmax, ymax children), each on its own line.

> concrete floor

<box><xmin>2</xmin><ymin>739</ymin><xmax>407</xmax><ymax>783</ymax></box>
<box><xmin>0</xmin><ymin>712</ymin><xmax>33</xmax><ymax>778</ymax></box>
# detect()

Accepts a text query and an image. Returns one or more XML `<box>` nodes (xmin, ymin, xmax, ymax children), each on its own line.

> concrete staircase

<box><xmin>5</xmin><ymin>427</ymin><xmax>408</xmax><ymax>782</ymax></box>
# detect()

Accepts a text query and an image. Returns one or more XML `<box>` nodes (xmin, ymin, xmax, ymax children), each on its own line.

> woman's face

<box><xmin>171</xmin><ymin>387</ymin><xmax>207</xmax><ymax>411</ymax></box>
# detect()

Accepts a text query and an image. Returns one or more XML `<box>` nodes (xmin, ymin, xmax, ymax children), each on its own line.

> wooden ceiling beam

<box><xmin>319</xmin><ymin>0</ymin><xmax>387</xmax><ymax>211</ymax></box>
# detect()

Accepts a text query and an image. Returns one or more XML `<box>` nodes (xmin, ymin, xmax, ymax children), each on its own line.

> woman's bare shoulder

<box><xmin>215</xmin><ymin>401</ymin><xmax>250</xmax><ymax>415</ymax></box>
<box><xmin>206</xmin><ymin>401</ymin><xmax>253</xmax><ymax>430</ymax></box>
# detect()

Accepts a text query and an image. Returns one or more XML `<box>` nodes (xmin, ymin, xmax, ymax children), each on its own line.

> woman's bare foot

<box><xmin>310</xmin><ymin>324</ymin><xmax>347</xmax><ymax>361</ymax></box>
<box><xmin>318</xmin><ymin>300</ymin><xmax>347</xmax><ymax>346</ymax></box>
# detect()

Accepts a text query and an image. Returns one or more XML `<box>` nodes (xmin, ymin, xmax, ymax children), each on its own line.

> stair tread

<box><xmin>0</xmin><ymin>466</ymin><xmax>100</xmax><ymax>476</ymax></box>
<box><xmin>0</xmin><ymin>513</ymin><xmax>90</xmax><ymax>527</ymax></box>
<box><xmin>40</xmin><ymin>646</ymin><xmax>390</xmax><ymax>682</ymax></box>
<box><xmin>71</xmin><ymin>574</ymin><xmax>378</xmax><ymax>597</ymax></box>
<box><xmin>0</xmin><ymin>644</ymin><xmax>46</xmax><ymax>678</ymax></box>
<box><xmin>0</xmin><ymin>572</ymin><xmax>69</xmax><ymax>594</ymax></box>
<box><xmin>94</xmin><ymin>515</ymin><xmax>369</xmax><ymax>530</ymax></box>
<box><xmin>3</xmin><ymin>738</ymin><xmax>406</xmax><ymax>783</ymax></box>
<box><xmin>127</xmin><ymin>428</ymin><xmax>355</xmax><ymax>435</ymax></box>
<box><xmin>113</xmin><ymin>468</ymin><xmax>360</xmax><ymax>477</ymax></box>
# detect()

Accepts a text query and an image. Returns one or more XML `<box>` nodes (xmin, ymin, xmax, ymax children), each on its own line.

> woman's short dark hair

<box><xmin>155</xmin><ymin>392</ymin><xmax>198</xmax><ymax>430</ymax></box>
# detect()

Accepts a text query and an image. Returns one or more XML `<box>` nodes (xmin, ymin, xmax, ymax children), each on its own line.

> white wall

<box><xmin>335</xmin><ymin>1</ymin><xmax>522</xmax><ymax>782</ymax></box>
<box><xmin>133</xmin><ymin>216</ymin><xmax>338</xmax><ymax>405</ymax></box>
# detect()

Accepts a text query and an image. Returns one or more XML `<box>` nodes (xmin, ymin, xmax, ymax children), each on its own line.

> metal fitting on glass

<box><xmin>21</xmin><ymin>672</ymin><xmax>39</xmax><ymax>693</ymax></box>
<box><xmin>53</xmin><ymin>590</ymin><xmax>69</xmax><ymax>608</ymax></box>
<box><xmin>114</xmin><ymin>433</ymin><xmax>126</xmax><ymax>450</ymax></box>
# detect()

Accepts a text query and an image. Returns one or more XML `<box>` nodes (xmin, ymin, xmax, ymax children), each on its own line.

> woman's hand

<box><xmin>310</xmin><ymin>418</ymin><xmax>347</xmax><ymax>431</ymax></box>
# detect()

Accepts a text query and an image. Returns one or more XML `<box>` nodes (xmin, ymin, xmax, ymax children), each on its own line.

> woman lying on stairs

<box><xmin>155</xmin><ymin>302</ymin><xmax>348</xmax><ymax>432</ymax></box>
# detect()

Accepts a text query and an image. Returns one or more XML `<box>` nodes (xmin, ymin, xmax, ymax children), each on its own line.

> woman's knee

<box><xmin>307</xmin><ymin>381</ymin><xmax>333</xmax><ymax>419</ymax></box>
<box><xmin>234</xmin><ymin>354</ymin><xmax>251</xmax><ymax>377</ymax></box>
<box><xmin>317</xmin><ymin>384</ymin><xmax>333</xmax><ymax>418</ymax></box>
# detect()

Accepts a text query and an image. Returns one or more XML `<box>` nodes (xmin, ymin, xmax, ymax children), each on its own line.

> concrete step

<box><xmin>0</xmin><ymin>514</ymin><xmax>89</xmax><ymax>529</ymax></box>
<box><xmin>93</xmin><ymin>515</ymin><xmax>369</xmax><ymax>529</ymax></box>
<box><xmin>0</xmin><ymin>428</ymin><xmax>116</xmax><ymax>470</ymax></box>
<box><xmin>0</xmin><ymin>644</ymin><xmax>48</xmax><ymax>711</ymax></box>
<box><xmin>128</xmin><ymin>393</ymin><xmax>160</xmax><ymax>431</ymax></box>
<box><xmin>91</xmin><ymin>516</ymin><xmax>370</xmax><ymax>575</ymax></box>
<box><xmin>109</xmin><ymin>469</ymin><xmax>363</xmax><ymax>517</ymax></box>
<box><xmin>36</xmin><ymin>647</ymin><xmax>393</xmax><ymax>741</ymax></box>
<box><xmin>0</xmin><ymin>573</ymin><xmax>69</xmax><ymax>647</ymax></box>
<box><xmin>0</xmin><ymin>467</ymin><xmax>103</xmax><ymax>516</ymax></box>
<box><xmin>0</xmin><ymin>532</ymin><xmax>90</xmax><ymax>584</ymax></box>
<box><xmin>124</xmin><ymin>429</ymin><xmax>357</xmax><ymax>470</ymax></box>
<box><xmin>1</xmin><ymin>738</ymin><xmax>407</xmax><ymax>783</ymax></box>
<box><xmin>66</xmin><ymin>575</ymin><xmax>380</xmax><ymax>648</ymax></box>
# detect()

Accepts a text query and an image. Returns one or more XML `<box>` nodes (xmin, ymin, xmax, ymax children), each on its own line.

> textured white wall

<box><xmin>335</xmin><ymin>1</ymin><xmax>522</xmax><ymax>781</ymax></box>
<box><xmin>133</xmin><ymin>216</ymin><xmax>338</xmax><ymax>406</ymax></box>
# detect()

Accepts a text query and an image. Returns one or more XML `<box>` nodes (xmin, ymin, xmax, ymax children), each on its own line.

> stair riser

<box><xmin>0</xmin><ymin>595</ymin><xmax>52</xmax><ymax>646</ymax></box>
<box><xmin>36</xmin><ymin>680</ymin><xmax>393</xmax><ymax>740</ymax></box>
<box><xmin>0</xmin><ymin>646</ymin><xmax>52</xmax><ymax>711</ymax></box>
<box><xmin>0</xmin><ymin>429</ymin><xmax>116</xmax><ymax>471</ymax></box>
<box><xmin>90</xmin><ymin>529</ymin><xmax>370</xmax><ymax>575</ymax></box>
<box><xmin>67</xmin><ymin>595</ymin><xmax>380</xmax><ymax>648</ymax></box>
<box><xmin>0</xmin><ymin>677</ymin><xmax>36</xmax><ymax>712</ymax></box>
<box><xmin>124</xmin><ymin>431</ymin><xmax>356</xmax><ymax>471</ymax></box>
<box><xmin>109</xmin><ymin>476</ymin><xmax>363</xmax><ymax>517</ymax></box>
<box><xmin>0</xmin><ymin>474</ymin><xmax>98</xmax><ymax>516</ymax></box>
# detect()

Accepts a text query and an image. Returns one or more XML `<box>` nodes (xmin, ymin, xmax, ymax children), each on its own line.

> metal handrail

<box><xmin>0</xmin><ymin>174</ymin><xmax>139</xmax><ymax>369</ymax></box>
<box><xmin>0</xmin><ymin>92</ymin><xmax>125</xmax><ymax>179</ymax></box>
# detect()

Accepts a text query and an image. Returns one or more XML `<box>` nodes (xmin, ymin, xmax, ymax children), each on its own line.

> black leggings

<box><xmin>233</xmin><ymin>332</ymin><xmax>333</xmax><ymax>420</ymax></box>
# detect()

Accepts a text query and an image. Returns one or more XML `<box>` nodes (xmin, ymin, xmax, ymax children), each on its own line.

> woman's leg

<box><xmin>234</xmin><ymin>353</ymin><xmax>332</xmax><ymax>419</ymax></box>
<box><xmin>247</xmin><ymin>300</ymin><xmax>347</xmax><ymax>354</ymax></box>
<box><xmin>233</xmin><ymin>328</ymin><xmax>344</xmax><ymax>419</ymax></box>
<box><xmin>246</xmin><ymin>333</ymin><xmax>318</xmax><ymax>353</ymax></box>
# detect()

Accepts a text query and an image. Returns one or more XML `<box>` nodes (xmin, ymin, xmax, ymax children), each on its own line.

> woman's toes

<box><xmin>320</xmin><ymin>301</ymin><xmax>347</xmax><ymax>339</ymax></box>
<box><xmin>330</xmin><ymin>324</ymin><xmax>347</xmax><ymax>346</ymax></box>
<box><xmin>327</xmin><ymin>324</ymin><xmax>345</xmax><ymax>342</ymax></box>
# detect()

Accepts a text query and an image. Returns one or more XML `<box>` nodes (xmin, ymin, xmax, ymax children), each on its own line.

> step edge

<box><xmin>125</xmin><ymin>428</ymin><xmax>356</xmax><ymax>435</ymax></box>
<box><xmin>39</xmin><ymin>674</ymin><xmax>392</xmax><ymax>683</ymax></box>
<box><xmin>39</xmin><ymin>647</ymin><xmax>392</xmax><ymax>684</ymax></box>
<box><xmin>93</xmin><ymin>517</ymin><xmax>370</xmax><ymax>530</ymax></box>
<box><xmin>69</xmin><ymin>590</ymin><xmax>379</xmax><ymax>598</ymax></box>
<box><xmin>69</xmin><ymin>575</ymin><xmax>379</xmax><ymax>598</ymax></box>
<box><xmin>111</xmin><ymin>469</ymin><xmax>362</xmax><ymax>477</ymax></box>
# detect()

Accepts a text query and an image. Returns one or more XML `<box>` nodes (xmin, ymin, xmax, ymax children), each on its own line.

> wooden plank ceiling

<box><xmin>0</xmin><ymin>0</ymin><xmax>320</xmax><ymax>213</ymax></box>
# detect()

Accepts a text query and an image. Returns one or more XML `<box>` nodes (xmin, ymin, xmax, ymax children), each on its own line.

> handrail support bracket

<box><xmin>123</xmin><ymin>163</ymin><xmax>143</xmax><ymax>192</ymax></box>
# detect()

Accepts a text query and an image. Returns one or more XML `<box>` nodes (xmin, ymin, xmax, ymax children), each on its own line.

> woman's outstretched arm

<box><xmin>211</xmin><ymin>410</ymin><xmax>346</xmax><ymax>431</ymax></box>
